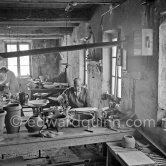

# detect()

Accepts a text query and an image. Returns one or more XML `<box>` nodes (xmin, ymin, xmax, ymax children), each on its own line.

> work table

<box><xmin>29</xmin><ymin>87</ymin><xmax>66</xmax><ymax>100</ymax></box>
<box><xmin>0</xmin><ymin>127</ymin><xmax>135</xmax><ymax>156</ymax></box>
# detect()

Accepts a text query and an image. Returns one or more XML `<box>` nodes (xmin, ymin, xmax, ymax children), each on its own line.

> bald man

<box><xmin>58</xmin><ymin>78</ymin><xmax>91</xmax><ymax>108</ymax></box>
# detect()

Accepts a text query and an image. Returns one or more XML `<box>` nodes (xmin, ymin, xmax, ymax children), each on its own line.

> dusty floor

<box><xmin>24</xmin><ymin>145</ymin><xmax>106</xmax><ymax>166</ymax></box>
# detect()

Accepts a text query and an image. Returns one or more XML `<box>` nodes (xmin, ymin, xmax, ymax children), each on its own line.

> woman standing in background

<box><xmin>0</xmin><ymin>67</ymin><xmax>19</xmax><ymax>98</ymax></box>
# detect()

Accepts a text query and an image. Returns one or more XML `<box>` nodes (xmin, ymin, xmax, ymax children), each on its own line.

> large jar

<box><xmin>0</xmin><ymin>110</ymin><xmax>6</xmax><ymax>141</ymax></box>
<box><xmin>3</xmin><ymin>103</ymin><xmax>21</xmax><ymax>134</ymax></box>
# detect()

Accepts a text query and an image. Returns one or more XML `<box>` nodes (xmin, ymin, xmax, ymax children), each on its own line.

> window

<box><xmin>6</xmin><ymin>43</ymin><xmax>31</xmax><ymax>77</ymax></box>
<box><xmin>111</xmin><ymin>38</ymin><xmax>122</xmax><ymax>98</ymax></box>
<box><xmin>102</xmin><ymin>30</ymin><xmax>122</xmax><ymax>98</ymax></box>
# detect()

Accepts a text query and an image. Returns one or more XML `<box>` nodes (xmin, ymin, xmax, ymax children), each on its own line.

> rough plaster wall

<box><xmin>32</xmin><ymin>40</ymin><xmax>56</xmax><ymax>78</ymax></box>
<box><xmin>61</xmin><ymin>30</ymin><xmax>81</xmax><ymax>86</ymax></box>
<box><xmin>66</xmin><ymin>0</ymin><xmax>158</xmax><ymax>121</ymax></box>
<box><xmin>159</xmin><ymin>22</ymin><xmax>166</xmax><ymax>109</ymax></box>
<box><xmin>135</xmin><ymin>71</ymin><xmax>157</xmax><ymax>120</ymax></box>
<box><xmin>32</xmin><ymin>39</ymin><xmax>62</xmax><ymax>80</ymax></box>
<box><xmin>67</xmin><ymin>50</ymin><xmax>80</xmax><ymax>85</ymax></box>
<box><xmin>87</xmin><ymin>61</ymin><xmax>102</xmax><ymax>108</ymax></box>
<box><xmin>121</xmin><ymin>75</ymin><xmax>134</xmax><ymax>112</ymax></box>
<box><xmin>139</xmin><ymin>0</ymin><xmax>166</xmax><ymax>155</ymax></box>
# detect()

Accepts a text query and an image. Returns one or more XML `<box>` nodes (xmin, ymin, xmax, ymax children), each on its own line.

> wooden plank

<box><xmin>137</xmin><ymin>128</ymin><xmax>166</xmax><ymax>157</ymax></box>
<box><xmin>0</xmin><ymin>41</ymin><xmax>120</xmax><ymax>58</ymax></box>
<box><xmin>117</xmin><ymin>151</ymin><xmax>155</xmax><ymax>166</ymax></box>
<box><xmin>0</xmin><ymin>127</ymin><xmax>135</xmax><ymax>155</ymax></box>
<box><xmin>106</xmin><ymin>141</ymin><xmax>155</xmax><ymax>166</ymax></box>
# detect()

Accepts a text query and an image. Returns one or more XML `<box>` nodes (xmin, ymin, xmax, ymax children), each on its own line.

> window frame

<box><xmin>102</xmin><ymin>29</ymin><xmax>122</xmax><ymax>98</ymax></box>
<box><xmin>111</xmin><ymin>40</ymin><xmax>122</xmax><ymax>98</ymax></box>
<box><xmin>5</xmin><ymin>42</ymin><xmax>32</xmax><ymax>78</ymax></box>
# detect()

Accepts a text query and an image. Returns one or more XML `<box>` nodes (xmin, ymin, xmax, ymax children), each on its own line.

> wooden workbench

<box><xmin>0</xmin><ymin>127</ymin><xmax>135</xmax><ymax>156</ymax></box>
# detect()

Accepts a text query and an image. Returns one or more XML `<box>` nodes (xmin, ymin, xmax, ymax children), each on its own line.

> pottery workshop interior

<box><xmin>0</xmin><ymin>0</ymin><xmax>166</xmax><ymax>166</ymax></box>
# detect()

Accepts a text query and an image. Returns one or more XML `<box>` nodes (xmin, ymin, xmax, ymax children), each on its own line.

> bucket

<box><xmin>70</xmin><ymin>113</ymin><xmax>94</xmax><ymax>128</ymax></box>
<box><xmin>0</xmin><ymin>110</ymin><xmax>6</xmax><ymax>141</ymax></box>
<box><xmin>3</xmin><ymin>103</ymin><xmax>22</xmax><ymax>134</ymax></box>
<box><xmin>46</xmin><ymin>114</ymin><xmax>69</xmax><ymax>132</ymax></box>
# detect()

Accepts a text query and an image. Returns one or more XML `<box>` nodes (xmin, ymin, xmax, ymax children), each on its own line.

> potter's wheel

<box><xmin>28</xmin><ymin>99</ymin><xmax>49</xmax><ymax>107</ymax></box>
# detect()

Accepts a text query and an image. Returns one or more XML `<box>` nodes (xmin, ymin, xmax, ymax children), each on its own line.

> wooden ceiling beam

<box><xmin>0</xmin><ymin>41</ymin><xmax>120</xmax><ymax>58</ymax></box>
<box><xmin>0</xmin><ymin>8</ymin><xmax>91</xmax><ymax>21</ymax></box>
<box><xmin>0</xmin><ymin>27</ymin><xmax>73</xmax><ymax>34</ymax></box>
<box><xmin>0</xmin><ymin>0</ymin><xmax>126</xmax><ymax>5</ymax></box>
<box><xmin>0</xmin><ymin>34</ymin><xmax>63</xmax><ymax>40</ymax></box>
<box><xmin>0</xmin><ymin>21</ymin><xmax>79</xmax><ymax>27</ymax></box>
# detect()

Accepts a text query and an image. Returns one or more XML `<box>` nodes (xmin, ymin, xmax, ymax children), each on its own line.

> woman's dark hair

<box><xmin>0</xmin><ymin>67</ymin><xmax>8</xmax><ymax>73</ymax></box>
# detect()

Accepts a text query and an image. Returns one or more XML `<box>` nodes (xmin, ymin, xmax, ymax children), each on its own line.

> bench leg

<box><xmin>106</xmin><ymin>147</ymin><xmax>112</xmax><ymax>166</ymax></box>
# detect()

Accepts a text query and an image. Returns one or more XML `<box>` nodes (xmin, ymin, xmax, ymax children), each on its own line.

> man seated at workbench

<box><xmin>57</xmin><ymin>78</ymin><xmax>91</xmax><ymax>108</ymax></box>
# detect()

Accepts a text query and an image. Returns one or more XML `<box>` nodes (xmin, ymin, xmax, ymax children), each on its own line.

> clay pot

<box><xmin>19</xmin><ymin>92</ymin><xmax>29</xmax><ymax>105</ymax></box>
<box><xmin>0</xmin><ymin>84</ymin><xmax>6</xmax><ymax>91</ymax></box>
<box><xmin>0</xmin><ymin>110</ymin><xmax>6</xmax><ymax>141</ymax></box>
<box><xmin>3</xmin><ymin>103</ymin><xmax>21</xmax><ymax>134</ymax></box>
<box><xmin>25</xmin><ymin>115</ymin><xmax>44</xmax><ymax>132</ymax></box>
